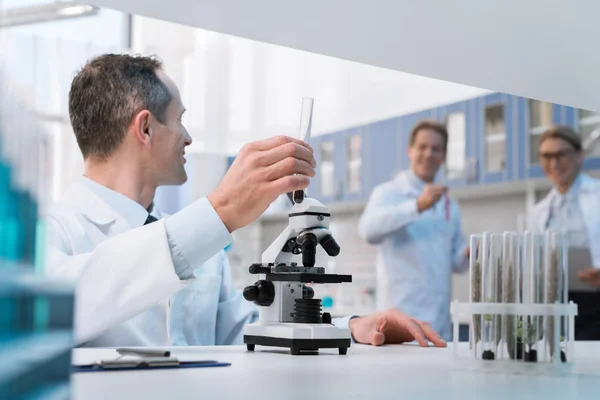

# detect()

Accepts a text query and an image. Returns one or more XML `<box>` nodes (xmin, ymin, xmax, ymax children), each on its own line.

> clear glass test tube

<box><xmin>293</xmin><ymin>97</ymin><xmax>314</xmax><ymax>204</ymax></box>
<box><xmin>480</xmin><ymin>232</ymin><xmax>502</xmax><ymax>360</ymax></box>
<box><xmin>469</xmin><ymin>234</ymin><xmax>482</xmax><ymax>358</ymax></box>
<box><xmin>502</xmin><ymin>232</ymin><xmax>520</xmax><ymax>360</ymax></box>
<box><xmin>544</xmin><ymin>230</ymin><xmax>568</xmax><ymax>363</ymax></box>
<box><xmin>522</xmin><ymin>232</ymin><xmax>543</xmax><ymax>362</ymax></box>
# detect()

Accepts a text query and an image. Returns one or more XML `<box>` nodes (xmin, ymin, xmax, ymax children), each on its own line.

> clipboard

<box><xmin>567</xmin><ymin>246</ymin><xmax>597</xmax><ymax>293</ymax></box>
<box><xmin>72</xmin><ymin>356</ymin><xmax>231</xmax><ymax>373</ymax></box>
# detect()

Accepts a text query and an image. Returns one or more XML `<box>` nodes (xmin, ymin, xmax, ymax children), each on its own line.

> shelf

<box><xmin>0</xmin><ymin>269</ymin><xmax>74</xmax><ymax>296</ymax></box>
<box><xmin>0</xmin><ymin>331</ymin><xmax>73</xmax><ymax>386</ymax></box>
<box><xmin>26</xmin><ymin>383</ymin><xmax>70</xmax><ymax>400</ymax></box>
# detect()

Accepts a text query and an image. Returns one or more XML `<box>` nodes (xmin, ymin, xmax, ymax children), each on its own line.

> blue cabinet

<box><xmin>566</xmin><ymin>106</ymin><xmax>600</xmax><ymax>170</ymax></box>
<box><xmin>312</xmin><ymin>127</ymin><xmax>371</xmax><ymax>204</ymax></box>
<box><xmin>228</xmin><ymin>93</ymin><xmax>600</xmax><ymax>209</ymax></box>
<box><xmin>521</xmin><ymin>100</ymin><xmax>568</xmax><ymax>179</ymax></box>
<box><xmin>336</xmin><ymin>127</ymin><xmax>369</xmax><ymax>203</ymax></box>
<box><xmin>476</xmin><ymin>93</ymin><xmax>516</xmax><ymax>184</ymax></box>
<box><xmin>311</xmin><ymin>134</ymin><xmax>341</xmax><ymax>204</ymax></box>
<box><xmin>365</xmin><ymin>117</ymin><xmax>401</xmax><ymax>194</ymax></box>
<box><xmin>437</xmin><ymin>101</ymin><xmax>473</xmax><ymax>187</ymax></box>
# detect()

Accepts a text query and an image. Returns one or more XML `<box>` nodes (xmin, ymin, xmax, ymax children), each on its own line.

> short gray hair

<box><xmin>68</xmin><ymin>53</ymin><xmax>173</xmax><ymax>160</ymax></box>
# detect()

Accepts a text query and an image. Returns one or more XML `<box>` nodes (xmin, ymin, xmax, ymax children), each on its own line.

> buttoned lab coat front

<box><xmin>358</xmin><ymin>171</ymin><xmax>468</xmax><ymax>340</ymax></box>
<box><xmin>43</xmin><ymin>180</ymin><xmax>258</xmax><ymax>346</ymax></box>
<box><xmin>529</xmin><ymin>173</ymin><xmax>600</xmax><ymax>268</ymax></box>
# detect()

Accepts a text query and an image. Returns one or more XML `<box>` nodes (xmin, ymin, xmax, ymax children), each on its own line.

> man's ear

<box><xmin>132</xmin><ymin>110</ymin><xmax>153</xmax><ymax>145</ymax></box>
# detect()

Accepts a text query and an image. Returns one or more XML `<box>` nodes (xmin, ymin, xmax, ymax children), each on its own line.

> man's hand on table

<box><xmin>348</xmin><ymin>308</ymin><xmax>447</xmax><ymax>347</ymax></box>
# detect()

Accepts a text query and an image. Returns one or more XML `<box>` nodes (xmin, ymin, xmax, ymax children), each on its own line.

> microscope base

<box><xmin>243</xmin><ymin>323</ymin><xmax>351</xmax><ymax>355</ymax></box>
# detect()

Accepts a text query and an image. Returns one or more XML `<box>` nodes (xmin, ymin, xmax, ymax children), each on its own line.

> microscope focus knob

<box><xmin>243</xmin><ymin>280</ymin><xmax>275</xmax><ymax>307</ymax></box>
<box><xmin>243</xmin><ymin>285</ymin><xmax>259</xmax><ymax>301</ymax></box>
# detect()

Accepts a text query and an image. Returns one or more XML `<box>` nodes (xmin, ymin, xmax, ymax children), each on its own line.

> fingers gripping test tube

<box><xmin>293</xmin><ymin>97</ymin><xmax>314</xmax><ymax>204</ymax></box>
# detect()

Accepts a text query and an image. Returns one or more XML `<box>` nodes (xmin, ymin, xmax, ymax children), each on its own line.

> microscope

<box><xmin>242</xmin><ymin>190</ymin><xmax>353</xmax><ymax>355</ymax></box>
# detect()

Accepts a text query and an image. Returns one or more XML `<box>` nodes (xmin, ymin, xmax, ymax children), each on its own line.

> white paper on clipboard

<box><xmin>568</xmin><ymin>246</ymin><xmax>596</xmax><ymax>292</ymax></box>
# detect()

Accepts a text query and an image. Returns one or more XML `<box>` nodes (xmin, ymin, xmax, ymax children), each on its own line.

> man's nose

<box><xmin>184</xmin><ymin>127</ymin><xmax>192</xmax><ymax>145</ymax></box>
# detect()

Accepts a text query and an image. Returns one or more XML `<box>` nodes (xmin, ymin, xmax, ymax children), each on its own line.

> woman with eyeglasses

<box><xmin>530</xmin><ymin>125</ymin><xmax>600</xmax><ymax>340</ymax></box>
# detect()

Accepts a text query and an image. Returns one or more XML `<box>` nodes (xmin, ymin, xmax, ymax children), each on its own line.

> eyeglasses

<box><xmin>539</xmin><ymin>149</ymin><xmax>576</xmax><ymax>164</ymax></box>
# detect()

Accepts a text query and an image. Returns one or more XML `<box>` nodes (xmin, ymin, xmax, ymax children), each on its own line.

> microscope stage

<box><xmin>243</xmin><ymin>323</ymin><xmax>351</xmax><ymax>355</ymax></box>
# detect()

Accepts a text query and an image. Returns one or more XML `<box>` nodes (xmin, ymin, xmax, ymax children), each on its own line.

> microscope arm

<box><xmin>261</xmin><ymin>227</ymin><xmax>296</xmax><ymax>264</ymax></box>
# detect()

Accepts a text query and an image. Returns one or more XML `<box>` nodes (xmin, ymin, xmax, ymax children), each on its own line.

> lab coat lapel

<box><xmin>578</xmin><ymin>174</ymin><xmax>600</xmax><ymax>265</ymax></box>
<box><xmin>61</xmin><ymin>181</ymin><xmax>132</xmax><ymax>236</ymax></box>
<box><xmin>534</xmin><ymin>193</ymin><xmax>552</xmax><ymax>233</ymax></box>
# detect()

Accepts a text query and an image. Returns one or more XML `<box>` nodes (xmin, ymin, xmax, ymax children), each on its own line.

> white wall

<box><xmin>0</xmin><ymin>3</ymin><xmax>129</xmax><ymax>204</ymax></box>
<box><xmin>88</xmin><ymin>0</ymin><xmax>600</xmax><ymax>112</ymax></box>
<box><xmin>2</xmin><ymin>0</ymin><xmax>129</xmax><ymax>48</ymax></box>
<box><xmin>131</xmin><ymin>15</ymin><xmax>490</xmax><ymax>155</ymax></box>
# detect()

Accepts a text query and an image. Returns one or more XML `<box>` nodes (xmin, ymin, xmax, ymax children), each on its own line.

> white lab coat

<box><xmin>529</xmin><ymin>173</ymin><xmax>600</xmax><ymax>268</ymax></box>
<box><xmin>358</xmin><ymin>170</ymin><xmax>468</xmax><ymax>340</ymax></box>
<box><xmin>43</xmin><ymin>179</ymin><xmax>257</xmax><ymax>346</ymax></box>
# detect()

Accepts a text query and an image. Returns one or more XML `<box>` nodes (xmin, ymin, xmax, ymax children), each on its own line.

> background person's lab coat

<box><xmin>44</xmin><ymin>178</ymin><xmax>258</xmax><ymax>346</ymax></box>
<box><xmin>358</xmin><ymin>170</ymin><xmax>468</xmax><ymax>340</ymax></box>
<box><xmin>529</xmin><ymin>173</ymin><xmax>600</xmax><ymax>340</ymax></box>
<box><xmin>529</xmin><ymin>173</ymin><xmax>600</xmax><ymax>267</ymax></box>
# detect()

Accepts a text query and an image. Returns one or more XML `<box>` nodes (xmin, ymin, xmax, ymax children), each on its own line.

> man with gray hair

<box><xmin>45</xmin><ymin>54</ymin><xmax>446</xmax><ymax>349</ymax></box>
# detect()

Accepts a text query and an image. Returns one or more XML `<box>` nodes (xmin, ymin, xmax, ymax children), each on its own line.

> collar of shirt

<box><xmin>403</xmin><ymin>169</ymin><xmax>427</xmax><ymax>193</ymax></box>
<box><xmin>79</xmin><ymin>175</ymin><xmax>153</xmax><ymax>228</ymax></box>
<box><xmin>550</xmin><ymin>173</ymin><xmax>582</xmax><ymax>207</ymax></box>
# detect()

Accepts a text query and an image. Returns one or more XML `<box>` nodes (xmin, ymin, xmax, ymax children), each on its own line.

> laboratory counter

<box><xmin>72</xmin><ymin>342</ymin><xmax>600</xmax><ymax>400</ymax></box>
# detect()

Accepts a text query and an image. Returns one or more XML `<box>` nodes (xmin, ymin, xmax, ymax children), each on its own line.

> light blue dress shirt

<box><xmin>358</xmin><ymin>170</ymin><xmax>468</xmax><ymax>340</ymax></box>
<box><xmin>546</xmin><ymin>174</ymin><xmax>590</xmax><ymax>247</ymax></box>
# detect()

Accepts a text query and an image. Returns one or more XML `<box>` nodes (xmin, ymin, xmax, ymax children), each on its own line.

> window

<box><xmin>529</xmin><ymin>100</ymin><xmax>553</xmax><ymax>162</ymax></box>
<box><xmin>227</xmin><ymin>40</ymin><xmax>252</xmax><ymax>132</ymax></box>
<box><xmin>347</xmin><ymin>135</ymin><xmax>362</xmax><ymax>193</ymax></box>
<box><xmin>319</xmin><ymin>142</ymin><xmax>335</xmax><ymax>197</ymax></box>
<box><xmin>484</xmin><ymin>104</ymin><xmax>506</xmax><ymax>172</ymax></box>
<box><xmin>579</xmin><ymin>109</ymin><xmax>600</xmax><ymax>157</ymax></box>
<box><xmin>445</xmin><ymin>112</ymin><xmax>466</xmax><ymax>179</ymax></box>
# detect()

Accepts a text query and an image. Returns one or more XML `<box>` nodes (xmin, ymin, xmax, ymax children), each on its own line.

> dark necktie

<box><xmin>144</xmin><ymin>214</ymin><xmax>159</xmax><ymax>225</ymax></box>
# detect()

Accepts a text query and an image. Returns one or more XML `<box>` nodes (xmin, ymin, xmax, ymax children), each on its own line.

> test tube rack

<box><xmin>450</xmin><ymin>231</ymin><xmax>578</xmax><ymax>369</ymax></box>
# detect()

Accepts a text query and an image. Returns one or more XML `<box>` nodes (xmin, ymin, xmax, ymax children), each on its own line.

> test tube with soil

<box><xmin>502</xmin><ymin>231</ymin><xmax>520</xmax><ymax>360</ymax></box>
<box><xmin>469</xmin><ymin>234</ymin><xmax>482</xmax><ymax>358</ymax></box>
<box><xmin>544</xmin><ymin>230</ymin><xmax>568</xmax><ymax>363</ymax></box>
<box><xmin>521</xmin><ymin>232</ymin><xmax>543</xmax><ymax>362</ymax></box>
<box><xmin>480</xmin><ymin>232</ymin><xmax>502</xmax><ymax>360</ymax></box>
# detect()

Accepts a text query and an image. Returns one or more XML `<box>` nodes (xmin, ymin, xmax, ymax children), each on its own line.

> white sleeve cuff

<box><xmin>165</xmin><ymin>197</ymin><xmax>233</xmax><ymax>279</ymax></box>
<box><xmin>333</xmin><ymin>315</ymin><xmax>360</xmax><ymax>343</ymax></box>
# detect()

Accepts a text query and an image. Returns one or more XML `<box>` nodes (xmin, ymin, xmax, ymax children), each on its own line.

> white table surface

<box><xmin>72</xmin><ymin>342</ymin><xmax>600</xmax><ymax>400</ymax></box>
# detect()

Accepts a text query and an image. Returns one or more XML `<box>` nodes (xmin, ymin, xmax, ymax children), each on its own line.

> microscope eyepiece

<box><xmin>320</xmin><ymin>234</ymin><xmax>340</xmax><ymax>257</ymax></box>
<box><xmin>297</xmin><ymin>232</ymin><xmax>317</xmax><ymax>268</ymax></box>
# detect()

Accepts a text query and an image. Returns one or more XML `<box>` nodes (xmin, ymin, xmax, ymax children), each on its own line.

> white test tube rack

<box><xmin>451</xmin><ymin>301</ymin><xmax>578</xmax><ymax>366</ymax></box>
<box><xmin>451</xmin><ymin>230</ymin><xmax>579</xmax><ymax>368</ymax></box>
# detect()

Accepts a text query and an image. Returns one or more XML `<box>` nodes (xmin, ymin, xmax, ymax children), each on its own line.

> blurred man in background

<box><xmin>530</xmin><ymin>125</ymin><xmax>600</xmax><ymax>340</ymax></box>
<box><xmin>358</xmin><ymin>120</ymin><xmax>469</xmax><ymax>341</ymax></box>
